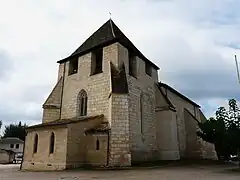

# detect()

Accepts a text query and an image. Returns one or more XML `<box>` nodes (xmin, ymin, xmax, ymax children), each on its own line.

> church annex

<box><xmin>21</xmin><ymin>19</ymin><xmax>217</xmax><ymax>171</ymax></box>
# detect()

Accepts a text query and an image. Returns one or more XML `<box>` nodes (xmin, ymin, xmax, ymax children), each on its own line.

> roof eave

<box><xmin>159</xmin><ymin>82</ymin><xmax>200</xmax><ymax>108</ymax></box>
<box><xmin>56</xmin><ymin>39</ymin><xmax>160</xmax><ymax>70</ymax></box>
<box><xmin>57</xmin><ymin>39</ymin><xmax>118</xmax><ymax>64</ymax></box>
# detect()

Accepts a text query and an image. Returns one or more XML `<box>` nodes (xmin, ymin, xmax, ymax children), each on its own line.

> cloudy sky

<box><xmin>0</xmin><ymin>0</ymin><xmax>240</xmax><ymax>129</ymax></box>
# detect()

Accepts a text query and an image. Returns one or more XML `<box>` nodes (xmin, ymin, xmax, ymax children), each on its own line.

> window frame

<box><xmin>16</xmin><ymin>144</ymin><xmax>19</xmax><ymax>149</ymax></box>
<box><xmin>68</xmin><ymin>57</ymin><xmax>79</xmax><ymax>76</ymax></box>
<box><xmin>91</xmin><ymin>48</ymin><xmax>103</xmax><ymax>75</ymax></box>
<box><xmin>145</xmin><ymin>62</ymin><xmax>152</xmax><ymax>77</ymax></box>
<box><xmin>78</xmin><ymin>89</ymin><xmax>88</xmax><ymax>116</ymax></box>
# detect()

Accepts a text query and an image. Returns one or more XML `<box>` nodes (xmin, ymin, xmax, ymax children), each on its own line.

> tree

<box><xmin>3</xmin><ymin>121</ymin><xmax>27</xmax><ymax>141</ymax></box>
<box><xmin>197</xmin><ymin>116</ymin><xmax>228</xmax><ymax>160</ymax></box>
<box><xmin>227</xmin><ymin>99</ymin><xmax>240</xmax><ymax>165</ymax></box>
<box><xmin>197</xmin><ymin>99</ymin><xmax>240</xmax><ymax>162</ymax></box>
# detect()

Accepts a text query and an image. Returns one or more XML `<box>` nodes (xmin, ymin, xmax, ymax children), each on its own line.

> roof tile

<box><xmin>57</xmin><ymin>19</ymin><xmax>159</xmax><ymax>70</ymax></box>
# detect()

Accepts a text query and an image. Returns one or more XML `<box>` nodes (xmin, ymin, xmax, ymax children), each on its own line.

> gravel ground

<box><xmin>0</xmin><ymin>164</ymin><xmax>240</xmax><ymax>180</ymax></box>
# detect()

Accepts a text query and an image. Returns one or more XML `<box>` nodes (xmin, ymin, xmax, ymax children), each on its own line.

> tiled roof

<box><xmin>158</xmin><ymin>82</ymin><xmax>200</xmax><ymax>108</ymax></box>
<box><xmin>85</xmin><ymin>122</ymin><xmax>110</xmax><ymax>134</ymax></box>
<box><xmin>0</xmin><ymin>137</ymin><xmax>24</xmax><ymax>144</ymax></box>
<box><xmin>42</xmin><ymin>77</ymin><xmax>63</xmax><ymax>109</ymax></box>
<box><xmin>57</xmin><ymin>19</ymin><xmax>159</xmax><ymax>70</ymax></box>
<box><xmin>27</xmin><ymin>115</ymin><xmax>104</xmax><ymax>130</ymax></box>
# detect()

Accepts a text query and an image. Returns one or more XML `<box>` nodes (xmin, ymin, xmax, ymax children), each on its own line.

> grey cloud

<box><xmin>0</xmin><ymin>84</ymin><xmax>52</xmax><ymax>126</ymax></box>
<box><xmin>164</xmin><ymin>69</ymin><xmax>240</xmax><ymax>101</ymax></box>
<box><xmin>19</xmin><ymin>84</ymin><xmax>52</xmax><ymax>102</ymax></box>
<box><xmin>0</xmin><ymin>0</ymin><xmax>240</xmax><ymax>126</ymax></box>
<box><xmin>0</xmin><ymin>109</ymin><xmax>41</xmax><ymax>124</ymax></box>
<box><xmin>146</xmin><ymin>32</ymin><xmax>240</xmax><ymax>104</ymax></box>
<box><xmin>0</xmin><ymin>50</ymin><xmax>13</xmax><ymax>80</ymax></box>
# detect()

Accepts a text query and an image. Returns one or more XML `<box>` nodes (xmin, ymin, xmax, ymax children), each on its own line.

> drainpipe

<box><xmin>59</xmin><ymin>63</ymin><xmax>66</xmax><ymax>119</ymax></box>
<box><xmin>106</xmin><ymin>130</ymin><xmax>110</xmax><ymax>167</ymax></box>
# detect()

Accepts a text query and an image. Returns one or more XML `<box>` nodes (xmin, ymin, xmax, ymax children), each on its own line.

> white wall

<box><xmin>0</xmin><ymin>143</ymin><xmax>24</xmax><ymax>153</ymax></box>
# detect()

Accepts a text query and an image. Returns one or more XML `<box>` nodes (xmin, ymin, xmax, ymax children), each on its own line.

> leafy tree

<box><xmin>227</xmin><ymin>99</ymin><xmax>240</xmax><ymax>164</ymax></box>
<box><xmin>197</xmin><ymin>116</ymin><xmax>228</xmax><ymax>160</ymax></box>
<box><xmin>3</xmin><ymin>121</ymin><xmax>27</xmax><ymax>141</ymax></box>
<box><xmin>197</xmin><ymin>99</ymin><xmax>240</xmax><ymax>162</ymax></box>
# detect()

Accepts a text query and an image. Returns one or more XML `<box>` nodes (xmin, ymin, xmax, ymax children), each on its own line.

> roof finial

<box><xmin>109</xmin><ymin>12</ymin><xmax>116</xmax><ymax>38</ymax></box>
<box><xmin>109</xmin><ymin>12</ymin><xmax>112</xmax><ymax>19</ymax></box>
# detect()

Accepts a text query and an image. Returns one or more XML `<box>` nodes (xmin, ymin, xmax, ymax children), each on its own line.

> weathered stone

<box><xmin>22</xmin><ymin>21</ymin><xmax>217</xmax><ymax>171</ymax></box>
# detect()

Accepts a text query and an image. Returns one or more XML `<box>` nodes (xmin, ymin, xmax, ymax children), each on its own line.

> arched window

<box><xmin>49</xmin><ymin>132</ymin><xmax>55</xmax><ymax>154</ymax></box>
<box><xmin>78</xmin><ymin>90</ymin><xmax>88</xmax><ymax>116</ymax></box>
<box><xmin>96</xmin><ymin>139</ymin><xmax>100</xmax><ymax>150</ymax></box>
<box><xmin>33</xmin><ymin>134</ymin><xmax>38</xmax><ymax>153</ymax></box>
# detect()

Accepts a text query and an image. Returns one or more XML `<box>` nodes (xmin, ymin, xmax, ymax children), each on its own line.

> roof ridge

<box><xmin>57</xmin><ymin>20</ymin><xmax>160</xmax><ymax>70</ymax></box>
<box><xmin>109</xmin><ymin>18</ymin><xmax>116</xmax><ymax>38</ymax></box>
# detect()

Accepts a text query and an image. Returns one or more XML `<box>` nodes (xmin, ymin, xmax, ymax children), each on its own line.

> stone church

<box><xmin>21</xmin><ymin>19</ymin><xmax>217</xmax><ymax>171</ymax></box>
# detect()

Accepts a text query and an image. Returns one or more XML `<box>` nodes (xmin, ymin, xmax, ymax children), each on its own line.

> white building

<box><xmin>0</xmin><ymin>137</ymin><xmax>24</xmax><ymax>153</ymax></box>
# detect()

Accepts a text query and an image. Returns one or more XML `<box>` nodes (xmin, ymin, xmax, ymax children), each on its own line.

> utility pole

<box><xmin>234</xmin><ymin>55</ymin><xmax>240</xmax><ymax>84</ymax></box>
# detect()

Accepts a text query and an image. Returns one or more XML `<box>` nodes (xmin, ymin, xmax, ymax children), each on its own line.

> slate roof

<box><xmin>156</xmin><ymin>83</ymin><xmax>175</xmax><ymax>109</ymax></box>
<box><xmin>57</xmin><ymin>19</ymin><xmax>159</xmax><ymax>70</ymax></box>
<box><xmin>159</xmin><ymin>82</ymin><xmax>200</xmax><ymax>108</ymax></box>
<box><xmin>85</xmin><ymin>122</ymin><xmax>110</xmax><ymax>134</ymax></box>
<box><xmin>110</xmin><ymin>62</ymin><xmax>129</xmax><ymax>94</ymax></box>
<box><xmin>27</xmin><ymin>115</ymin><xmax>104</xmax><ymax>130</ymax></box>
<box><xmin>42</xmin><ymin>77</ymin><xmax>63</xmax><ymax>109</ymax></box>
<box><xmin>0</xmin><ymin>137</ymin><xmax>24</xmax><ymax>144</ymax></box>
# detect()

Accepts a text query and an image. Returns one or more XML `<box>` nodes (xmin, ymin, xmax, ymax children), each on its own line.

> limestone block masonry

<box><xmin>58</xmin><ymin>43</ymin><xmax>115</xmax><ymax>122</ymax></box>
<box><xmin>22</xmin><ymin>127</ymin><xmax>68</xmax><ymax>171</ymax></box>
<box><xmin>22</xmin><ymin>19</ymin><xmax>218</xmax><ymax>171</ymax></box>
<box><xmin>109</xmin><ymin>94</ymin><xmax>131</xmax><ymax>166</ymax></box>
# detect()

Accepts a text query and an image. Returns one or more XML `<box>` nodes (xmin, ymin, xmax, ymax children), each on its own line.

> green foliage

<box><xmin>197</xmin><ymin>99</ymin><xmax>240</xmax><ymax>161</ymax></box>
<box><xmin>3</xmin><ymin>121</ymin><xmax>28</xmax><ymax>141</ymax></box>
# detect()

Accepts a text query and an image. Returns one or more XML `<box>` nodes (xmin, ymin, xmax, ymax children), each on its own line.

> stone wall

<box><xmin>115</xmin><ymin>43</ymin><xmax>158</xmax><ymax>163</ymax></box>
<box><xmin>66</xmin><ymin>117</ymin><xmax>103</xmax><ymax>168</ymax></box>
<box><xmin>42</xmin><ymin>108</ymin><xmax>60</xmax><ymax>123</ymax></box>
<box><xmin>184</xmin><ymin>109</ymin><xmax>202</xmax><ymax>159</ymax></box>
<box><xmin>42</xmin><ymin>77</ymin><xmax>63</xmax><ymax>123</ymax></box>
<box><xmin>109</xmin><ymin>94</ymin><xmax>131</xmax><ymax>166</ymax></box>
<box><xmin>22</xmin><ymin>127</ymin><xmax>68</xmax><ymax>171</ymax></box>
<box><xmin>57</xmin><ymin>43</ymin><xmax>118</xmax><ymax>121</ymax></box>
<box><xmin>156</xmin><ymin>109</ymin><xmax>180</xmax><ymax>160</ymax></box>
<box><xmin>160</xmin><ymin>87</ymin><xmax>199</xmax><ymax>158</ymax></box>
<box><xmin>85</xmin><ymin>134</ymin><xmax>108</xmax><ymax>166</ymax></box>
<box><xmin>199</xmin><ymin>110</ymin><xmax>218</xmax><ymax>160</ymax></box>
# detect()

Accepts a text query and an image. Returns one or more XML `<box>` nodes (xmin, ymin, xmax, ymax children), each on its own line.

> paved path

<box><xmin>0</xmin><ymin>164</ymin><xmax>239</xmax><ymax>180</ymax></box>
